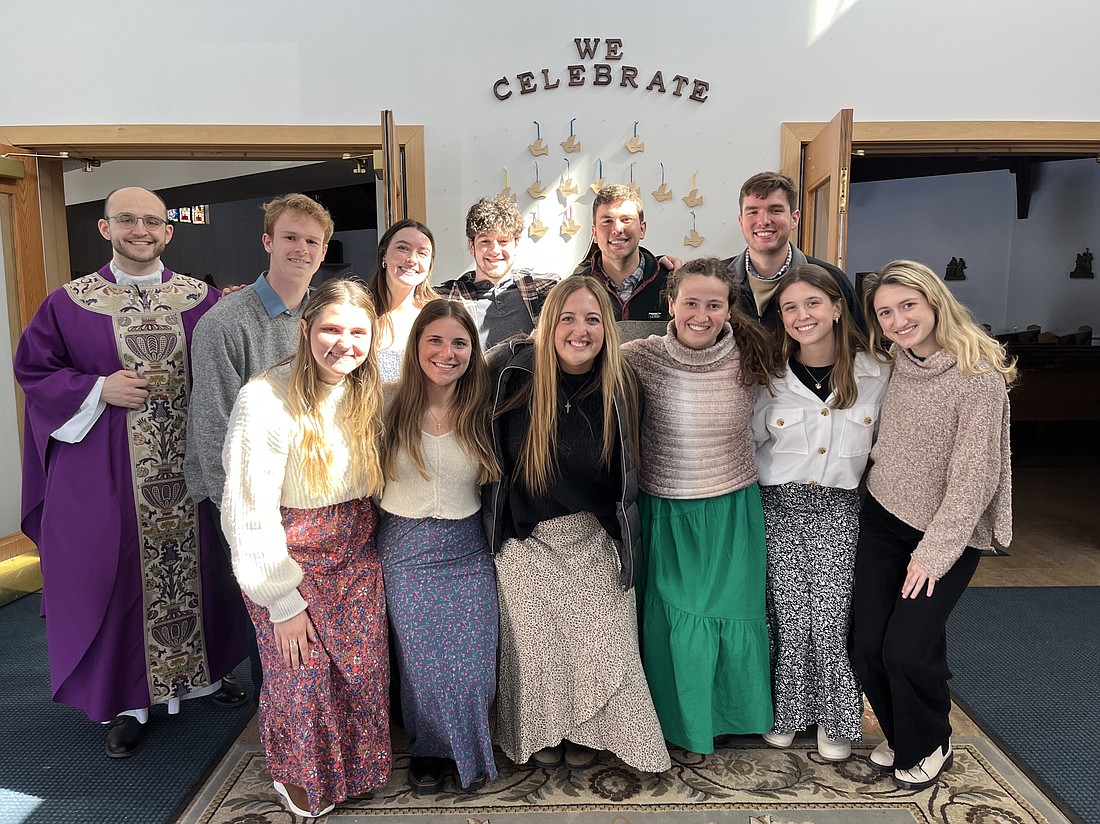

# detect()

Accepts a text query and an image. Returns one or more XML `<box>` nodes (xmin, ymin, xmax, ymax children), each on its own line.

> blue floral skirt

<box><xmin>380</xmin><ymin>512</ymin><xmax>499</xmax><ymax>787</ymax></box>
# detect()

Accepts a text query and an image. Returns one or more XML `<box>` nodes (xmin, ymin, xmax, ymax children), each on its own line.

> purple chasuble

<box><xmin>15</xmin><ymin>264</ymin><xmax>246</xmax><ymax>722</ymax></box>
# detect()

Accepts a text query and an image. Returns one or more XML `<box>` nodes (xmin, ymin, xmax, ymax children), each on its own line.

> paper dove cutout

<box><xmin>683</xmin><ymin>229</ymin><xmax>705</xmax><ymax>248</ymax></box>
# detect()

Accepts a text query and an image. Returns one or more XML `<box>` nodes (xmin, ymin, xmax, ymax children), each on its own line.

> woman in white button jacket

<box><xmin>752</xmin><ymin>264</ymin><xmax>890</xmax><ymax>761</ymax></box>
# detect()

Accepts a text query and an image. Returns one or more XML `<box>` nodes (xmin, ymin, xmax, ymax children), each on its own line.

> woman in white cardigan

<box><xmin>222</xmin><ymin>279</ymin><xmax>389</xmax><ymax>818</ymax></box>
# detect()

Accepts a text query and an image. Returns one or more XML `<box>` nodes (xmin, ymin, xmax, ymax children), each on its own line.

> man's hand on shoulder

<box><xmin>218</xmin><ymin>283</ymin><xmax>248</xmax><ymax>299</ymax></box>
<box><xmin>659</xmin><ymin>255</ymin><xmax>684</xmax><ymax>271</ymax></box>
<box><xmin>102</xmin><ymin>370</ymin><xmax>150</xmax><ymax>409</ymax></box>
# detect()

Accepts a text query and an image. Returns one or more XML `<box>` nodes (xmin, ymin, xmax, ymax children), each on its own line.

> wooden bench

<box><xmin>1008</xmin><ymin>344</ymin><xmax>1100</xmax><ymax>421</ymax></box>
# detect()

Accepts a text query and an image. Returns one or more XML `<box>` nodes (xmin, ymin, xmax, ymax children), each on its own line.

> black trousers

<box><xmin>849</xmin><ymin>495</ymin><xmax>979</xmax><ymax>770</ymax></box>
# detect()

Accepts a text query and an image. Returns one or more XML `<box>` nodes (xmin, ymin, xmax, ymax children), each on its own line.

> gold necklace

<box><xmin>802</xmin><ymin>362</ymin><xmax>835</xmax><ymax>390</ymax></box>
<box><xmin>425</xmin><ymin>405</ymin><xmax>450</xmax><ymax>433</ymax></box>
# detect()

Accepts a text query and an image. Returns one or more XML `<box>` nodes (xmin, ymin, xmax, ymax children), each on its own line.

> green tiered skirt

<box><xmin>637</xmin><ymin>485</ymin><xmax>774</xmax><ymax>753</ymax></box>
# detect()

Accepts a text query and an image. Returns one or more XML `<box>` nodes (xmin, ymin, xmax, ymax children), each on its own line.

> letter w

<box><xmin>573</xmin><ymin>38</ymin><xmax>600</xmax><ymax>59</ymax></box>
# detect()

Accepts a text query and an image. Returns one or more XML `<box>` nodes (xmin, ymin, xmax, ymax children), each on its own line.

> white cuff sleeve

<box><xmin>52</xmin><ymin>377</ymin><xmax>107</xmax><ymax>443</ymax></box>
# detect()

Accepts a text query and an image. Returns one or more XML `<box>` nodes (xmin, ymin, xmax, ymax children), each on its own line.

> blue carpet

<box><xmin>948</xmin><ymin>586</ymin><xmax>1099</xmax><ymax>824</ymax></box>
<box><xmin>0</xmin><ymin>593</ymin><xmax>253</xmax><ymax>824</ymax></box>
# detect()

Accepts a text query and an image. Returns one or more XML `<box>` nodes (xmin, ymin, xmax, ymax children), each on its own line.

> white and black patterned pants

<box><xmin>761</xmin><ymin>483</ymin><xmax>863</xmax><ymax>741</ymax></box>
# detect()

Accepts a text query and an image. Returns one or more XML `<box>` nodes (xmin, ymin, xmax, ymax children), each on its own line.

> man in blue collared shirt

<box><xmin>184</xmin><ymin>193</ymin><xmax>335</xmax><ymax>694</ymax></box>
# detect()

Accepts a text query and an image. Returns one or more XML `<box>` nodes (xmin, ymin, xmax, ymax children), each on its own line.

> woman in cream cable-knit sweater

<box><xmin>851</xmin><ymin>260</ymin><xmax>1015</xmax><ymax>792</ymax></box>
<box><xmin>379</xmin><ymin>299</ymin><xmax>501</xmax><ymax>793</ymax></box>
<box><xmin>222</xmin><ymin>279</ymin><xmax>390</xmax><ymax>818</ymax></box>
<box><xmin>622</xmin><ymin>257</ymin><xmax>782</xmax><ymax>754</ymax></box>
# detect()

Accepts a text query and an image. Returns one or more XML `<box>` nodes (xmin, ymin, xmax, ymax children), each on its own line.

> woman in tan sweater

<box><xmin>850</xmin><ymin>260</ymin><xmax>1015</xmax><ymax>792</ymax></box>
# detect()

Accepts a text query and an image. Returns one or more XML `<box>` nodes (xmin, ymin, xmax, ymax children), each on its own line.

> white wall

<box><xmin>848</xmin><ymin>160</ymin><xmax>1100</xmax><ymax>333</ymax></box>
<box><xmin>4</xmin><ymin>0</ymin><xmax>1099</xmax><ymax>281</ymax></box>
<box><xmin>1005</xmin><ymin>159</ymin><xmax>1100</xmax><ymax>332</ymax></box>
<box><xmin>64</xmin><ymin>160</ymin><xmax>321</xmax><ymax>205</ymax></box>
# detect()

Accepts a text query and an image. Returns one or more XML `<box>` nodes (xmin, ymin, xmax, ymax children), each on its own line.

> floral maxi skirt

<box><xmin>244</xmin><ymin>497</ymin><xmax>391</xmax><ymax>812</ymax></box>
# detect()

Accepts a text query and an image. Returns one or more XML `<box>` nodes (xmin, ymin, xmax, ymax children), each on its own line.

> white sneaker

<box><xmin>762</xmin><ymin>729</ymin><xmax>796</xmax><ymax>748</ymax></box>
<box><xmin>894</xmin><ymin>742</ymin><xmax>953</xmax><ymax>790</ymax></box>
<box><xmin>868</xmin><ymin>739</ymin><xmax>895</xmax><ymax>771</ymax></box>
<box><xmin>816</xmin><ymin>726</ymin><xmax>851</xmax><ymax>761</ymax></box>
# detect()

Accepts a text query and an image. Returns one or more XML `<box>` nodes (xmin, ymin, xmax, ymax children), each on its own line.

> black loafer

<box><xmin>408</xmin><ymin>756</ymin><xmax>447</xmax><ymax>794</ymax></box>
<box><xmin>105</xmin><ymin>715</ymin><xmax>145</xmax><ymax>759</ymax></box>
<box><xmin>211</xmin><ymin>675</ymin><xmax>249</xmax><ymax>708</ymax></box>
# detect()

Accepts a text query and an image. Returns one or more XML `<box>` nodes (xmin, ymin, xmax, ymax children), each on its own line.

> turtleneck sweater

<box><xmin>867</xmin><ymin>347</ymin><xmax>1012</xmax><ymax>580</ymax></box>
<box><xmin>622</xmin><ymin>322</ymin><xmax>758</xmax><ymax>499</ymax></box>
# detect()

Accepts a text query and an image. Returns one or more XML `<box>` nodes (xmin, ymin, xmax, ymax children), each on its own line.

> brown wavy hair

<box><xmin>383</xmin><ymin>299</ymin><xmax>500</xmax><ymax>485</ymax></box>
<box><xmin>773</xmin><ymin>264</ymin><xmax>870</xmax><ymax>409</ymax></box>
<box><xmin>368</xmin><ymin>219</ymin><xmax>439</xmax><ymax>348</ymax></box>
<box><xmin>665</xmin><ymin>257</ymin><xmax>782</xmax><ymax>389</ymax></box>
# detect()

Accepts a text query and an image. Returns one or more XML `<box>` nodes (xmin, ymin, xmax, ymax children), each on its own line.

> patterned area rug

<box><xmin>180</xmin><ymin>724</ymin><xmax>1071</xmax><ymax>823</ymax></box>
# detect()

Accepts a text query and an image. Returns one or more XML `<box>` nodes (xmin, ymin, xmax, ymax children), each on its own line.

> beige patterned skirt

<box><xmin>493</xmin><ymin>512</ymin><xmax>671</xmax><ymax>773</ymax></box>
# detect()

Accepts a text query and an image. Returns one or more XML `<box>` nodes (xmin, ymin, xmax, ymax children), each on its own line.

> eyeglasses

<box><xmin>106</xmin><ymin>213</ymin><xmax>169</xmax><ymax>230</ymax></box>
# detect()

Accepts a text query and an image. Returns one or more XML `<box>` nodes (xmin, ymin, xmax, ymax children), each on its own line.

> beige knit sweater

<box><xmin>221</xmin><ymin>365</ymin><xmax>373</xmax><ymax>622</ymax></box>
<box><xmin>867</xmin><ymin>347</ymin><xmax>1012</xmax><ymax>580</ymax></box>
<box><xmin>380</xmin><ymin>432</ymin><xmax>482</xmax><ymax>519</ymax></box>
<box><xmin>622</xmin><ymin>323</ymin><xmax>758</xmax><ymax>499</ymax></box>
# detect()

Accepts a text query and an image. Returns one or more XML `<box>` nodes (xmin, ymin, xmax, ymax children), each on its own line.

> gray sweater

<box><xmin>184</xmin><ymin>284</ymin><xmax>304</xmax><ymax>507</ymax></box>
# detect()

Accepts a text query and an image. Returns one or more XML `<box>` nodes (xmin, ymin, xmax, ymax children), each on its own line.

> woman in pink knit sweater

<box><xmin>850</xmin><ymin>260</ymin><xmax>1016</xmax><ymax>791</ymax></box>
<box><xmin>622</xmin><ymin>257</ymin><xmax>781</xmax><ymax>755</ymax></box>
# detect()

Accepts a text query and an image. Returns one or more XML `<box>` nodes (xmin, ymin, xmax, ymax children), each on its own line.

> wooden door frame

<box><xmin>0</xmin><ymin>123</ymin><xmax>427</xmax><ymax>562</ymax></box>
<box><xmin>0</xmin><ymin>150</ymin><xmax>48</xmax><ymax>563</ymax></box>
<box><xmin>780</xmin><ymin>120</ymin><xmax>1100</xmax><ymax>194</ymax></box>
<box><xmin>0</xmin><ymin>123</ymin><xmax>428</xmax><ymax>310</ymax></box>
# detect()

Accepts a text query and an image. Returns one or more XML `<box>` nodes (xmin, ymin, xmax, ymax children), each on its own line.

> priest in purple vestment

<box><xmin>14</xmin><ymin>187</ymin><xmax>248</xmax><ymax>759</ymax></box>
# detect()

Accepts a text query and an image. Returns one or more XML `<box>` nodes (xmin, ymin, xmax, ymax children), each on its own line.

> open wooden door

<box><xmin>798</xmin><ymin>108</ymin><xmax>853</xmax><ymax>269</ymax></box>
<box><xmin>0</xmin><ymin>144</ymin><xmax>51</xmax><ymax>594</ymax></box>
<box><xmin>379</xmin><ymin>109</ymin><xmax>405</xmax><ymax>230</ymax></box>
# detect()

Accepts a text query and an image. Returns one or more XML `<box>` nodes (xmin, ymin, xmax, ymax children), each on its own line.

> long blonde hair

<box><xmin>862</xmin><ymin>260</ymin><xmax>1017</xmax><ymax>386</ymax></box>
<box><xmin>502</xmin><ymin>276</ymin><xmax>639</xmax><ymax>497</ymax></box>
<box><xmin>286</xmin><ymin>278</ymin><xmax>385</xmax><ymax>497</ymax></box>
<box><xmin>383</xmin><ymin>299</ymin><xmax>501</xmax><ymax>484</ymax></box>
<box><xmin>774</xmin><ymin>264</ymin><xmax>869</xmax><ymax>409</ymax></box>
